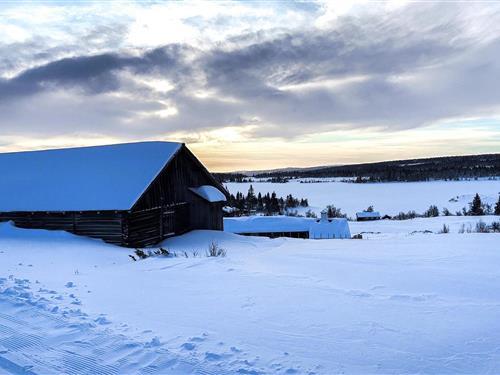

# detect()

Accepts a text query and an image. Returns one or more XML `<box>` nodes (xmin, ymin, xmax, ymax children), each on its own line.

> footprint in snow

<box><xmin>145</xmin><ymin>336</ymin><xmax>162</xmax><ymax>348</ymax></box>
<box><xmin>181</xmin><ymin>342</ymin><xmax>196</xmax><ymax>351</ymax></box>
<box><xmin>347</xmin><ymin>290</ymin><xmax>372</xmax><ymax>298</ymax></box>
<box><xmin>204</xmin><ymin>352</ymin><xmax>224</xmax><ymax>361</ymax></box>
<box><xmin>237</xmin><ymin>369</ymin><xmax>260</xmax><ymax>375</ymax></box>
<box><xmin>94</xmin><ymin>316</ymin><xmax>111</xmax><ymax>325</ymax></box>
<box><xmin>190</xmin><ymin>333</ymin><xmax>208</xmax><ymax>342</ymax></box>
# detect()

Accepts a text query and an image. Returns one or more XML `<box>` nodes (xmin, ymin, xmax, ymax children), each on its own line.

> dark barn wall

<box><xmin>122</xmin><ymin>203</ymin><xmax>190</xmax><ymax>247</ymax></box>
<box><xmin>356</xmin><ymin>217</ymin><xmax>380</xmax><ymax>222</ymax></box>
<box><xmin>237</xmin><ymin>231</ymin><xmax>309</xmax><ymax>239</ymax></box>
<box><xmin>188</xmin><ymin>195</ymin><xmax>223</xmax><ymax>231</ymax></box>
<box><xmin>0</xmin><ymin>211</ymin><xmax>124</xmax><ymax>245</ymax></box>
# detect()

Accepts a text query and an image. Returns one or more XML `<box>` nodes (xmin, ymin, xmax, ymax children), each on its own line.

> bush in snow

<box><xmin>424</xmin><ymin>205</ymin><xmax>440</xmax><ymax>217</ymax></box>
<box><xmin>442</xmin><ymin>207</ymin><xmax>452</xmax><ymax>216</ymax></box>
<box><xmin>207</xmin><ymin>241</ymin><xmax>226</xmax><ymax>257</ymax></box>
<box><xmin>491</xmin><ymin>221</ymin><xmax>500</xmax><ymax>232</ymax></box>
<box><xmin>134</xmin><ymin>249</ymin><xmax>149</xmax><ymax>259</ymax></box>
<box><xmin>153</xmin><ymin>248</ymin><xmax>170</xmax><ymax>256</ymax></box>
<box><xmin>393</xmin><ymin>210</ymin><xmax>418</xmax><ymax>220</ymax></box>
<box><xmin>475</xmin><ymin>220</ymin><xmax>488</xmax><ymax>233</ymax></box>
<box><xmin>325</xmin><ymin>205</ymin><xmax>346</xmax><ymax>218</ymax></box>
<box><xmin>458</xmin><ymin>224</ymin><xmax>474</xmax><ymax>234</ymax></box>
<box><xmin>305</xmin><ymin>209</ymin><xmax>317</xmax><ymax>218</ymax></box>
<box><xmin>495</xmin><ymin>196</ymin><xmax>500</xmax><ymax>215</ymax></box>
<box><xmin>131</xmin><ymin>247</ymin><xmax>171</xmax><ymax>261</ymax></box>
<box><xmin>458</xmin><ymin>221</ymin><xmax>500</xmax><ymax>234</ymax></box>
<box><xmin>438</xmin><ymin>224</ymin><xmax>450</xmax><ymax>234</ymax></box>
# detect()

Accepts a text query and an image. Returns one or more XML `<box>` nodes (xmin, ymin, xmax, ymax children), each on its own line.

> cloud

<box><xmin>0</xmin><ymin>44</ymin><xmax>192</xmax><ymax>101</ymax></box>
<box><xmin>1</xmin><ymin>1</ymin><xmax>500</xmax><ymax>151</ymax></box>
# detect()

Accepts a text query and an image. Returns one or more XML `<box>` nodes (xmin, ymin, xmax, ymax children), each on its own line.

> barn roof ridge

<box><xmin>0</xmin><ymin>140</ymin><xmax>183</xmax><ymax>156</ymax></box>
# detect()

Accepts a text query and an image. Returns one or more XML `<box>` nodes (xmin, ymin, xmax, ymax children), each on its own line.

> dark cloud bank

<box><xmin>2</xmin><ymin>3</ymin><xmax>500</xmax><ymax>140</ymax></box>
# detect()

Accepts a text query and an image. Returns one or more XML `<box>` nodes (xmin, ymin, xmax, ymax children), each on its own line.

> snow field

<box><xmin>1</xmin><ymin>216</ymin><xmax>499</xmax><ymax>373</ymax></box>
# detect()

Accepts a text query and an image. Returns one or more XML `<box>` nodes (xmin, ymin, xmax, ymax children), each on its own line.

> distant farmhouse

<box><xmin>356</xmin><ymin>211</ymin><xmax>381</xmax><ymax>221</ymax></box>
<box><xmin>0</xmin><ymin>142</ymin><xmax>228</xmax><ymax>247</ymax></box>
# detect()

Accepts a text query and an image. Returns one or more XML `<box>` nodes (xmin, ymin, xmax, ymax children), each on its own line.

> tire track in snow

<box><xmin>0</xmin><ymin>291</ymin><xmax>235</xmax><ymax>375</ymax></box>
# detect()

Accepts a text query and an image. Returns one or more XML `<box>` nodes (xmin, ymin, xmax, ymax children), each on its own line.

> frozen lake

<box><xmin>225</xmin><ymin>179</ymin><xmax>500</xmax><ymax>217</ymax></box>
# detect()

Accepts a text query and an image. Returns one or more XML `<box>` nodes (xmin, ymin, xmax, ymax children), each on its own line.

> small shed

<box><xmin>356</xmin><ymin>211</ymin><xmax>381</xmax><ymax>221</ymax></box>
<box><xmin>309</xmin><ymin>211</ymin><xmax>351</xmax><ymax>239</ymax></box>
<box><xmin>0</xmin><ymin>141</ymin><xmax>228</xmax><ymax>247</ymax></box>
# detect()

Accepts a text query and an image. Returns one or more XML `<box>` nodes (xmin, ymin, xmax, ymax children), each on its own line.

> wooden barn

<box><xmin>0</xmin><ymin>141</ymin><xmax>229</xmax><ymax>247</ymax></box>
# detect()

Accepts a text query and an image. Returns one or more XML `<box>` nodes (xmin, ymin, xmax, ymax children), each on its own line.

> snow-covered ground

<box><xmin>225</xmin><ymin>179</ymin><xmax>500</xmax><ymax>217</ymax></box>
<box><xmin>1</xmin><ymin>215</ymin><xmax>499</xmax><ymax>374</ymax></box>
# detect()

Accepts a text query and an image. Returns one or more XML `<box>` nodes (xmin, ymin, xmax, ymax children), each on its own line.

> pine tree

<box><xmin>246</xmin><ymin>185</ymin><xmax>257</xmax><ymax>212</ymax></box>
<box><xmin>495</xmin><ymin>195</ymin><xmax>500</xmax><ymax>215</ymax></box>
<box><xmin>270</xmin><ymin>192</ymin><xmax>280</xmax><ymax>214</ymax></box>
<box><xmin>257</xmin><ymin>192</ymin><xmax>264</xmax><ymax>212</ymax></box>
<box><xmin>469</xmin><ymin>193</ymin><xmax>484</xmax><ymax>216</ymax></box>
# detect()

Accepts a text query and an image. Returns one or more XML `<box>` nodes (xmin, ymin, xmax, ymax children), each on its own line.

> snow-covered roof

<box><xmin>356</xmin><ymin>211</ymin><xmax>381</xmax><ymax>218</ymax></box>
<box><xmin>0</xmin><ymin>141</ymin><xmax>182</xmax><ymax>212</ymax></box>
<box><xmin>309</xmin><ymin>218</ymin><xmax>351</xmax><ymax>239</ymax></box>
<box><xmin>224</xmin><ymin>216</ymin><xmax>352</xmax><ymax>239</ymax></box>
<box><xmin>189</xmin><ymin>185</ymin><xmax>226</xmax><ymax>203</ymax></box>
<box><xmin>224</xmin><ymin>216</ymin><xmax>311</xmax><ymax>233</ymax></box>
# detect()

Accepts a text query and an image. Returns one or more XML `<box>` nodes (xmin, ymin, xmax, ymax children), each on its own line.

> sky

<box><xmin>0</xmin><ymin>1</ymin><xmax>499</xmax><ymax>171</ymax></box>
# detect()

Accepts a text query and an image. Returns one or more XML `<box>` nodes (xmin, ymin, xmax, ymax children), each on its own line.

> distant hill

<box><xmin>214</xmin><ymin>154</ymin><xmax>500</xmax><ymax>183</ymax></box>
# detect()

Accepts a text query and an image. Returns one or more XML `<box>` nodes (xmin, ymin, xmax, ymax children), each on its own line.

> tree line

<box><xmin>215</xmin><ymin>154</ymin><xmax>500</xmax><ymax>183</ymax></box>
<box><xmin>227</xmin><ymin>185</ymin><xmax>309</xmax><ymax>216</ymax></box>
<box><xmin>392</xmin><ymin>194</ymin><xmax>500</xmax><ymax>220</ymax></box>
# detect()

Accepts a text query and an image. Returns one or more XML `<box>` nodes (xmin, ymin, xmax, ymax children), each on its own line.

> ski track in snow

<box><xmin>0</xmin><ymin>278</ymin><xmax>243</xmax><ymax>375</ymax></box>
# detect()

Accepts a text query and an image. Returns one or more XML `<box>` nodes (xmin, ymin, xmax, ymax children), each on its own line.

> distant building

<box><xmin>0</xmin><ymin>142</ymin><xmax>228</xmax><ymax>247</ymax></box>
<box><xmin>224</xmin><ymin>212</ymin><xmax>351</xmax><ymax>240</ymax></box>
<box><xmin>309</xmin><ymin>211</ymin><xmax>351</xmax><ymax>239</ymax></box>
<box><xmin>356</xmin><ymin>211</ymin><xmax>381</xmax><ymax>221</ymax></box>
<box><xmin>224</xmin><ymin>216</ymin><xmax>310</xmax><ymax>238</ymax></box>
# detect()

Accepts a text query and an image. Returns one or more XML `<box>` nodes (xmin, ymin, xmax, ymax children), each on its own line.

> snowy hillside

<box><xmin>1</xmin><ymin>217</ymin><xmax>500</xmax><ymax>374</ymax></box>
<box><xmin>225</xmin><ymin>179</ymin><xmax>500</xmax><ymax>217</ymax></box>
